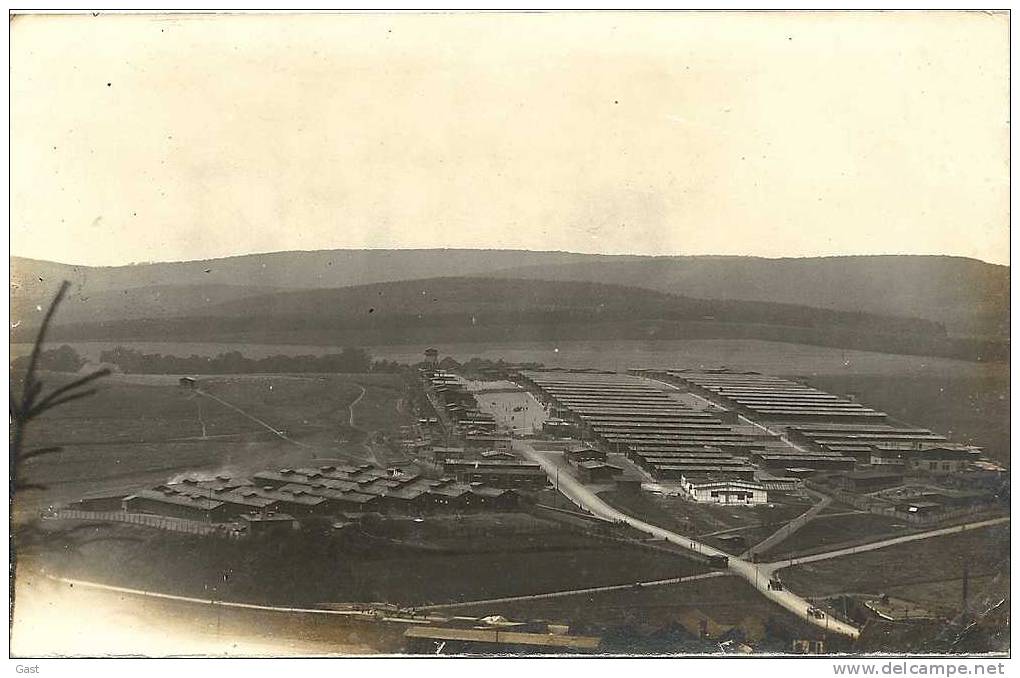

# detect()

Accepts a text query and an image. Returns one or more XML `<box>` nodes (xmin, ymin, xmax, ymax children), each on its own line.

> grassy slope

<box><xmin>21</xmin><ymin>276</ymin><xmax>1006</xmax><ymax>362</ymax></box>
<box><xmin>32</xmin><ymin>517</ymin><xmax>706</xmax><ymax>608</ymax></box>
<box><xmin>446</xmin><ymin>572</ymin><xmax>821</xmax><ymax>651</ymax></box>
<box><xmin>490</xmin><ymin>255</ymin><xmax>1009</xmax><ymax>337</ymax></box>
<box><xmin>781</xmin><ymin>525</ymin><xmax>1010</xmax><ymax>618</ymax></box>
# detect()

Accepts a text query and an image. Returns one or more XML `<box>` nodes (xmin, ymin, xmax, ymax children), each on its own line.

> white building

<box><xmin>681</xmin><ymin>476</ymin><xmax>768</xmax><ymax>505</ymax></box>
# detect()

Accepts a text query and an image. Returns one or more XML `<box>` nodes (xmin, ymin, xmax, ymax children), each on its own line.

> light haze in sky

<box><xmin>10</xmin><ymin>11</ymin><xmax>1009</xmax><ymax>266</ymax></box>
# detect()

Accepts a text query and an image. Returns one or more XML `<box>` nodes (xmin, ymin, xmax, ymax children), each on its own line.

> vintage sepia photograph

<box><xmin>7</xmin><ymin>10</ymin><xmax>1011</xmax><ymax>660</ymax></box>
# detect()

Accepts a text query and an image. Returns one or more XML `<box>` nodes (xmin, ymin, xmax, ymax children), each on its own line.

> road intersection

<box><xmin>518</xmin><ymin>440</ymin><xmax>1010</xmax><ymax>640</ymax></box>
<box><xmin>517</xmin><ymin>440</ymin><xmax>863</xmax><ymax>638</ymax></box>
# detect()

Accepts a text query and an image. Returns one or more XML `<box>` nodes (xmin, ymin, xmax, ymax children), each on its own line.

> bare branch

<box><xmin>19</xmin><ymin>379</ymin><xmax>44</xmax><ymax>418</ymax></box>
<box><xmin>19</xmin><ymin>446</ymin><xmax>63</xmax><ymax>462</ymax></box>
<box><xmin>10</xmin><ymin>386</ymin><xmax>21</xmax><ymax>419</ymax></box>
<box><xmin>28</xmin><ymin>369</ymin><xmax>111</xmax><ymax>418</ymax></box>
<box><xmin>30</xmin><ymin>389</ymin><xmax>100</xmax><ymax>413</ymax></box>
<box><xmin>21</xmin><ymin>281</ymin><xmax>70</xmax><ymax>399</ymax></box>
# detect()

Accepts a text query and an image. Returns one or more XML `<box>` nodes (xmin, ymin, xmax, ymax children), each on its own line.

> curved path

<box><xmin>347</xmin><ymin>384</ymin><xmax>367</xmax><ymax>427</ymax></box>
<box><xmin>743</xmin><ymin>489</ymin><xmax>832</xmax><ymax>558</ymax></box>
<box><xmin>516</xmin><ymin>441</ymin><xmax>862</xmax><ymax>638</ymax></box>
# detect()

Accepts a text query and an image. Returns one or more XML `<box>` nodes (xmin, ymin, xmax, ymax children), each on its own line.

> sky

<box><xmin>10</xmin><ymin>11</ymin><xmax>1010</xmax><ymax>266</ymax></box>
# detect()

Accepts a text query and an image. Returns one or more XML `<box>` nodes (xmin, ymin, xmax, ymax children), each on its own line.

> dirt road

<box><xmin>516</xmin><ymin>440</ymin><xmax>862</xmax><ymax>638</ymax></box>
<box><xmin>196</xmin><ymin>388</ymin><xmax>312</xmax><ymax>448</ymax></box>
<box><xmin>760</xmin><ymin>516</ymin><xmax>1011</xmax><ymax>572</ymax></box>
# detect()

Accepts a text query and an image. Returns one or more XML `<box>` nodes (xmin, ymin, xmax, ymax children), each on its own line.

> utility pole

<box><xmin>555</xmin><ymin>466</ymin><xmax>560</xmax><ymax>509</ymax></box>
<box><xmin>961</xmin><ymin>562</ymin><xmax>970</xmax><ymax>621</ymax></box>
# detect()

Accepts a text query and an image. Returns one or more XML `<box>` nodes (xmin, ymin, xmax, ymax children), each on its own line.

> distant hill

<box><xmin>487</xmin><ymin>255</ymin><xmax>1009</xmax><ymax>338</ymax></box>
<box><xmin>10</xmin><ymin>250</ymin><xmax>1008</xmax><ymax>339</ymax></box>
<box><xmin>10</xmin><ymin>283</ymin><xmax>281</xmax><ymax>327</ymax></box>
<box><xmin>178</xmin><ymin>276</ymin><xmax>948</xmax><ymax>332</ymax></box>
<box><xmin>12</xmin><ymin>276</ymin><xmax>1006</xmax><ymax>362</ymax></box>
<box><xmin>10</xmin><ymin>250</ymin><xmax>592</xmax><ymax>298</ymax></box>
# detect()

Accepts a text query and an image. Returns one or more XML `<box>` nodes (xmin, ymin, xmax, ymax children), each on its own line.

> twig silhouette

<box><xmin>10</xmin><ymin>283</ymin><xmax>149</xmax><ymax>633</ymax></box>
<box><xmin>10</xmin><ymin>281</ymin><xmax>111</xmax><ymax>494</ymax></box>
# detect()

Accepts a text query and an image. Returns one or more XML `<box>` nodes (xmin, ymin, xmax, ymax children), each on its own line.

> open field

<box><xmin>12</xmin><ymin>371</ymin><xmax>411</xmax><ymax>522</ymax></box>
<box><xmin>767</xmin><ymin>513</ymin><xmax>914</xmax><ymax>560</ymax></box>
<box><xmin>781</xmin><ymin>524</ymin><xmax>1010</xmax><ymax>619</ymax></box>
<box><xmin>356</xmin><ymin>512</ymin><xmax>602</xmax><ymax>549</ymax></box>
<box><xmin>16</xmin><ymin>339</ymin><xmax>1005</xmax><ymax>467</ymax></box>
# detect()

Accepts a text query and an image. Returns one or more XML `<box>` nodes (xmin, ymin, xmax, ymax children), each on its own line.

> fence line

<box><xmin>803</xmin><ymin>481</ymin><xmax>995</xmax><ymax>526</ymax></box>
<box><xmin>45</xmin><ymin>509</ymin><xmax>242</xmax><ymax>538</ymax></box>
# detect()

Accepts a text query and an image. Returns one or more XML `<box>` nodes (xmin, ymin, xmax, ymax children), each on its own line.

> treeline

<box><xmin>98</xmin><ymin>346</ymin><xmax>405</xmax><ymax>374</ymax></box>
<box><xmin>445</xmin><ymin>356</ymin><xmax>546</xmax><ymax>375</ymax></box>
<box><xmin>10</xmin><ymin>345</ymin><xmax>86</xmax><ymax>373</ymax></box>
<box><xmin>11</xmin><ymin>345</ymin><xmax>407</xmax><ymax>375</ymax></box>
